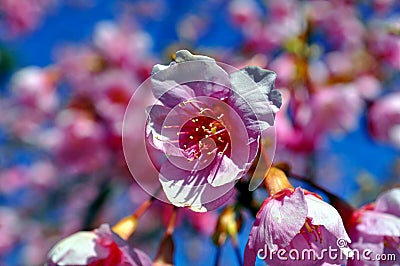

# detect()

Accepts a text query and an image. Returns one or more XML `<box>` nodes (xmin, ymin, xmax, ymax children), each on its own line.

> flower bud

<box><xmin>212</xmin><ymin>206</ymin><xmax>242</xmax><ymax>246</ymax></box>
<box><xmin>112</xmin><ymin>215</ymin><xmax>138</xmax><ymax>241</ymax></box>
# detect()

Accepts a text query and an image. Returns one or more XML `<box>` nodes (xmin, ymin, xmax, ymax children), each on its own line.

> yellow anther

<box><xmin>305</xmin><ymin>222</ymin><xmax>314</xmax><ymax>233</ymax></box>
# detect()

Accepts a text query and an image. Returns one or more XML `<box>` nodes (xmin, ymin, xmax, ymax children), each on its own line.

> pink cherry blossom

<box><xmin>0</xmin><ymin>207</ymin><xmax>21</xmax><ymax>256</ymax></box>
<box><xmin>0</xmin><ymin>161</ymin><xmax>56</xmax><ymax>194</ymax></box>
<box><xmin>368</xmin><ymin>28</ymin><xmax>400</xmax><ymax>70</ymax></box>
<box><xmin>0</xmin><ymin>0</ymin><xmax>55</xmax><ymax>37</ymax></box>
<box><xmin>310</xmin><ymin>85</ymin><xmax>364</xmax><ymax>135</ymax></box>
<box><xmin>9</xmin><ymin>66</ymin><xmax>59</xmax><ymax>114</ymax></box>
<box><xmin>232</xmin><ymin>0</ymin><xmax>303</xmax><ymax>53</ymax></box>
<box><xmin>348</xmin><ymin>188</ymin><xmax>400</xmax><ymax>266</ymax></box>
<box><xmin>3</xmin><ymin>67</ymin><xmax>59</xmax><ymax>141</ymax></box>
<box><xmin>93</xmin><ymin>20</ymin><xmax>153</xmax><ymax>75</ymax></box>
<box><xmin>146</xmin><ymin>50</ymin><xmax>281</xmax><ymax>211</ymax></box>
<box><xmin>308</xmin><ymin>1</ymin><xmax>365</xmax><ymax>49</ymax></box>
<box><xmin>55</xmin><ymin>45</ymin><xmax>103</xmax><ymax>91</ymax></box>
<box><xmin>228</xmin><ymin>0</ymin><xmax>261</xmax><ymax>27</ymax></box>
<box><xmin>269</xmin><ymin>54</ymin><xmax>297</xmax><ymax>88</ymax></box>
<box><xmin>45</xmin><ymin>109</ymin><xmax>110</xmax><ymax>175</ymax></box>
<box><xmin>244</xmin><ymin>187</ymin><xmax>351</xmax><ymax>266</ymax></box>
<box><xmin>46</xmin><ymin>224</ymin><xmax>152</xmax><ymax>266</ymax></box>
<box><xmin>368</xmin><ymin>92</ymin><xmax>400</xmax><ymax>148</ymax></box>
<box><xmin>275</xmin><ymin>88</ymin><xmax>319</xmax><ymax>154</ymax></box>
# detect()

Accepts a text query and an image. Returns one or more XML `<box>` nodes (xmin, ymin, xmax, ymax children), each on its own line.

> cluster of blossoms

<box><xmin>227</xmin><ymin>0</ymin><xmax>400</xmax><ymax>177</ymax></box>
<box><xmin>45</xmin><ymin>51</ymin><xmax>400</xmax><ymax>266</ymax></box>
<box><xmin>0</xmin><ymin>0</ymin><xmax>55</xmax><ymax>37</ymax></box>
<box><xmin>0</xmin><ymin>20</ymin><xmax>166</xmax><ymax>264</ymax></box>
<box><xmin>0</xmin><ymin>0</ymin><xmax>399</xmax><ymax>265</ymax></box>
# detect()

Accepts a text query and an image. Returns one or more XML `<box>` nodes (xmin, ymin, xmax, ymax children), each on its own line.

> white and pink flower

<box><xmin>46</xmin><ymin>224</ymin><xmax>152</xmax><ymax>266</ymax></box>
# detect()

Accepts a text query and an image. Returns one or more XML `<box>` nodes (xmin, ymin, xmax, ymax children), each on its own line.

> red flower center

<box><xmin>178</xmin><ymin>116</ymin><xmax>231</xmax><ymax>161</ymax></box>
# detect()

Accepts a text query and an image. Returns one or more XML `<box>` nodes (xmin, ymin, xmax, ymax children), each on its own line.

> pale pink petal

<box><xmin>374</xmin><ymin>188</ymin><xmax>400</xmax><ymax>217</ymax></box>
<box><xmin>305</xmin><ymin>194</ymin><xmax>351</xmax><ymax>243</ymax></box>
<box><xmin>244</xmin><ymin>188</ymin><xmax>307</xmax><ymax>266</ymax></box>
<box><xmin>357</xmin><ymin>211</ymin><xmax>400</xmax><ymax>237</ymax></box>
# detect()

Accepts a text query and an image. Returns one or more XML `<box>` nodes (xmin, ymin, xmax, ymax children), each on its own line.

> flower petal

<box><xmin>305</xmin><ymin>194</ymin><xmax>351</xmax><ymax>243</ymax></box>
<box><xmin>269</xmin><ymin>226</ymin><xmax>348</xmax><ymax>265</ymax></box>
<box><xmin>348</xmin><ymin>234</ymin><xmax>384</xmax><ymax>266</ymax></box>
<box><xmin>47</xmin><ymin>231</ymin><xmax>103</xmax><ymax>265</ymax></box>
<box><xmin>158</xmin><ymin>159</ymin><xmax>235</xmax><ymax>211</ymax></box>
<box><xmin>151</xmin><ymin>50</ymin><xmax>230</xmax><ymax>108</ymax></box>
<box><xmin>229</xmin><ymin>66</ymin><xmax>281</xmax><ymax>132</ymax></box>
<box><xmin>207</xmin><ymin>155</ymin><xmax>242</xmax><ymax>187</ymax></box>
<box><xmin>375</xmin><ymin>188</ymin><xmax>400</xmax><ymax>217</ymax></box>
<box><xmin>146</xmin><ymin>104</ymin><xmax>188</xmax><ymax>157</ymax></box>
<box><xmin>244</xmin><ymin>188</ymin><xmax>308</xmax><ymax>266</ymax></box>
<box><xmin>357</xmin><ymin>210</ymin><xmax>400</xmax><ymax>237</ymax></box>
<box><xmin>46</xmin><ymin>224</ymin><xmax>152</xmax><ymax>266</ymax></box>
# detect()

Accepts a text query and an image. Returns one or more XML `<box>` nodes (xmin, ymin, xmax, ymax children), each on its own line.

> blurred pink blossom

<box><xmin>0</xmin><ymin>0</ymin><xmax>55</xmax><ymax>37</ymax></box>
<box><xmin>368</xmin><ymin>92</ymin><xmax>400</xmax><ymax>148</ymax></box>
<box><xmin>348</xmin><ymin>188</ymin><xmax>400</xmax><ymax>265</ymax></box>
<box><xmin>0</xmin><ymin>208</ymin><xmax>21</xmax><ymax>255</ymax></box>
<box><xmin>0</xmin><ymin>161</ymin><xmax>56</xmax><ymax>194</ymax></box>
<box><xmin>353</xmin><ymin>75</ymin><xmax>382</xmax><ymax>100</ymax></box>
<box><xmin>369</xmin><ymin>29</ymin><xmax>400</xmax><ymax>70</ymax></box>
<box><xmin>309</xmin><ymin>1</ymin><xmax>365</xmax><ymax>49</ymax></box>
<box><xmin>93</xmin><ymin>21</ymin><xmax>153</xmax><ymax>76</ymax></box>
<box><xmin>46</xmin><ymin>109</ymin><xmax>110</xmax><ymax>174</ymax></box>
<box><xmin>10</xmin><ymin>66</ymin><xmax>59</xmax><ymax>113</ymax></box>
<box><xmin>269</xmin><ymin>54</ymin><xmax>297</xmax><ymax>87</ymax></box>
<box><xmin>228</xmin><ymin>0</ymin><xmax>261</xmax><ymax>27</ymax></box>
<box><xmin>310</xmin><ymin>85</ymin><xmax>363</xmax><ymax>135</ymax></box>
<box><xmin>234</xmin><ymin>0</ymin><xmax>303</xmax><ymax>53</ymax></box>
<box><xmin>3</xmin><ymin>67</ymin><xmax>59</xmax><ymax>141</ymax></box>
<box><xmin>373</xmin><ymin>0</ymin><xmax>396</xmax><ymax>14</ymax></box>
<box><xmin>55</xmin><ymin>45</ymin><xmax>103</xmax><ymax>91</ymax></box>
<box><xmin>275</xmin><ymin>85</ymin><xmax>363</xmax><ymax>154</ymax></box>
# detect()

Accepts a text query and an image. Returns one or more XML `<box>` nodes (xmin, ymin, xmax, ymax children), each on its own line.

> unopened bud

<box><xmin>212</xmin><ymin>206</ymin><xmax>242</xmax><ymax>246</ymax></box>
<box><xmin>111</xmin><ymin>215</ymin><xmax>138</xmax><ymax>241</ymax></box>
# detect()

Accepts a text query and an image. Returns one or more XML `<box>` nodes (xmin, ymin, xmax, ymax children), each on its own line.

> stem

<box><xmin>214</xmin><ymin>246</ymin><xmax>221</xmax><ymax>266</ymax></box>
<box><xmin>133</xmin><ymin>198</ymin><xmax>154</xmax><ymax>219</ymax></box>
<box><xmin>166</xmin><ymin>206</ymin><xmax>178</xmax><ymax>235</ymax></box>
<box><xmin>306</xmin><ymin>151</ymin><xmax>317</xmax><ymax>181</ymax></box>
<box><xmin>231</xmin><ymin>237</ymin><xmax>243</xmax><ymax>266</ymax></box>
<box><xmin>132</xmin><ymin>186</ymin><xmax>161</xmax><ymax>219</ymax></box>
<box><xmin>112</xmin><ymin>196</ymin><xmax>156</xmax><ymax>240</ymax></box>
